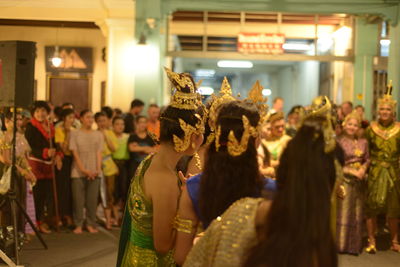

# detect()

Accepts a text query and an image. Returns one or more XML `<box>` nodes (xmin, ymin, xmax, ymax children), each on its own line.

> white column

<box><xmin>96</xmin><ymin>18</ymin><xmax>135</xmax><ymax>111</ymax></box>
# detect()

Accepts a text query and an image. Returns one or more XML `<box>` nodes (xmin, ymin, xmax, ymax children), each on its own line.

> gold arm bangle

<box><xmin>173</xmin><ymin>215</ymin><xmax>194</xmax><ymax>234</ymax></box>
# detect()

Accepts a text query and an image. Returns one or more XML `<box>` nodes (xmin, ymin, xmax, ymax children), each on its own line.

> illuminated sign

<box><xmin>238</xmin><ymin>33</ymin><xmax>285</xmax><ymax>54</ymax></box>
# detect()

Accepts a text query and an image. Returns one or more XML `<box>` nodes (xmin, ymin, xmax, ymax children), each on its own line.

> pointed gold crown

<box><xmin>343</xmin><ymin>110</ymin><xmax>362</xmax><ymax>126</ymax></box>
<box><xmin>303</xmin><ymin>96</ymin><xmax>336</xmax><ymax>153</ymax></box>
<box><xmin>246</xmin><ymin>80</ymin><xmax>269</xmax><ymax>123</ymax></box>
<box><xmin>378</xmin><ymin>80</ymin><xmax>397</xmax><ymax>109</ymax></box>
<box><xmin>214</xmin><ymin>81</ymin><xmax>270</xmax><ymax>157</ymax></box>
<box><xmin>208</xmin><ymin>77</ymin><xmax>237</xmax><ymax>131</ymax></box>
<box><xmin>164</xmin><ymin>67</ymin><xmax>201</xmax><ymax>110</ymax></box>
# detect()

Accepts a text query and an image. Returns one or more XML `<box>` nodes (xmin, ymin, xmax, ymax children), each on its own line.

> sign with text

<box><xmin>238</xmin><ymin>33</ymin><xmax>285</xmax><ymax>54</ymax></box>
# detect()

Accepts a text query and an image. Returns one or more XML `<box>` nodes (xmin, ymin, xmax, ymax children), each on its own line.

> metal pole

<box><xmin>11</xmin><ymin>105</ymin><xmax>20</xmax><ymax>265</ymax></box>
<box><xmin>47</xmin><ymin>119</ymin><xmax>61</xmax><ymax>232</ymax></box>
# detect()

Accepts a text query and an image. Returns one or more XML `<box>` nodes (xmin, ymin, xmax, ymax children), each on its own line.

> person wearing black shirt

<box><xmin>127</xmin><ymin>116</ymin><xmax>157</xmax><ymax>185</ymax></box>
<box><xmin>124</xmin><ymin>99</ymin><xmax>144</xmax><ymax>134</ymax></box>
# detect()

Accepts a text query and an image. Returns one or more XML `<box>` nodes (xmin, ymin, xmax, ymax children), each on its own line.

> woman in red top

<box><xmin>25</xmin><ymin>101</ymin><xmax>62</xmax><ymax>233</ymax></box>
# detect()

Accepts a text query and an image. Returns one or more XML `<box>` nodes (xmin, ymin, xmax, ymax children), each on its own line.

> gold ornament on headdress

<box><xmin>163</xmin><ymin>67</ymin><xmax>205</xmax><ymax>152</ymax></box>
<box><xmin>208</xmin><ymin>77</ymin><xmax>236</xmax><ymax>131</ymax></box>
<box><xmin>377</xmin><ymin>80</ymin><xmax>397</xmax><ymax>110</ymax></box>
<box><xmin>303</xmin><ymin>96</ymin><xmax>336</xmax><ymax>153</ymax></box>
<box><xmin>164</xmin><ymin>67</ymin><xmax>202</xmax><ymax>110</ymax></box>
<box><xmin>214</xmin><ymin>80</ymin><xmax>269</xmax><ymax>157</ymax></box>
<box><xmin>342</xmin><ymin>110</ymin><xmax>362</xmax><ymax>127</ymax></box>
<box><xmin>172</xmin><ymin>115</ymin><xmax>205</xmax><ymax>153</ymax></box>
<box><xmin>246</xmin><ymin>80</ymin><xmax>269</xmax><ymax>125</ymax></box>
<box><xmin>226</xmin><ymin>115</ymin><xmax>259</xmax><ymax>156</ymax></box>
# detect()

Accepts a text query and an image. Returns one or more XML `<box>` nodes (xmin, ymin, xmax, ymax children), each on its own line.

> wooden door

<box><xmin>48</xmin><ymin>77</ymin><xmax>90</xmax><ymax>112</ymax></box>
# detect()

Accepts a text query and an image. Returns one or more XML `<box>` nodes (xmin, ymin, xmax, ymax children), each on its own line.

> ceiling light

<box><xmin>262</xmin><ymin>89</ymin><xmax>272</xmax><ymax>96</ymax></box>
<box><xmin>198</xmin><ymin>86</ymin><xmax>214</xmax><ymax>95</ymax></box>
<box><xmin>195</xmin><ymin>69</ymin><xmax>216</xmax><ymax>77</ymax></box>
<box><xmin>283</xmin><ymin>43</ymin><xmax>311</xmax><ymax>51</ymax></box>
<box><xmin>380</xmin><ymin>39</ymin><xmax>391</xmax><ymax>46</ymax></box>
<box><xmin>217</xmin><ymin>60</ymin><xmax>253</xmax><ymax>68</ymax></box>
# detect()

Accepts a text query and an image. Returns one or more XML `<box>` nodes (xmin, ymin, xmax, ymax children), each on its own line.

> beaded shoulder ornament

<box><xmin>214</xmin><ymin>80</ymin><xmax>269</xmax><ymax>157</ymax></box>
<box><xmin>163</xmin><ymin>67</ymin><xmax>204</xmax><ymax>152</ymax></box>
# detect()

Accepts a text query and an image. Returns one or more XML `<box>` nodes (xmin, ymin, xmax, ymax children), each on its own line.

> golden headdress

<box><xmin>162</xmin><ymin>67</ymin><xmax>204</xmax><ymax>152</ymax></box>
<box><xmin>246</xmin><ymin>80</ymin><xmax>269</xmax><ymax>124</ymax></box>
<box><xmin>214</xmin><ymin>80</ymin><xmax>268</xmax><ymax>157</ymax></box>
<box><xmin>378</xmin><ymin>80</ymin><xmax>397</xmax><ymax>110</ymax></box>
<box><xmin>303</xmin><ymin>96</ymin><xmax>336</xmax><ymax>153</ymax></box>
<box><xmin>164</xmin><ymin>67</ymin><xmax>202</xmax><ymax>110</ymax></box>
<box><xmin>342</xmin><ymin>110</ymin><xmax>362</xmax><ymax>126</ymax></box>
<box><xmin>208</xmin><ymin>77</ymin><xmax>236</xmax><ymax>131</ymax></box>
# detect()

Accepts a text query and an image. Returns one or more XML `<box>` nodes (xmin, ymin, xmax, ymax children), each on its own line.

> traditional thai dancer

<box><xmin>116</xmin><ymin>68</ymin><xmax>204</xmax><ymax>266</ymax></box>
<box><xmin>336</xmin><ymin>111</ymin><xmax>369</xmax><ymax>254</ymax></box>
<box><xmin>365</xmin><ymin>82</ymin><xmax>400</xmax><ymax>253</ymax></box>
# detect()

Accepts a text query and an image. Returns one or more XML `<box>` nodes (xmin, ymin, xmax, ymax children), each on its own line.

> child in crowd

<box><xmin>95</xmin><ymin>112</ymin><xmax>119</xmax><ymax>230</ymax></box>
<box><xmin>55</xmin><ymin>108</ymin><xmax>76</xmax><ymax>227</ymax></box>
<box><xmin>112</xmin><ymin>116</ymin><xmax>129</xmax><ymax>221</ymax></box>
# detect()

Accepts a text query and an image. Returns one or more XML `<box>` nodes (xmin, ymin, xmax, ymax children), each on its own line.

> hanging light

<box><xmin>51</xmin><ymin>27</ymin><xmax>62</xmax><ymax>68</ymax></box>
<box><xmin>51</xmin><ymin>46</ymin><xmax>62</xmax><ymax>67</ymax></box>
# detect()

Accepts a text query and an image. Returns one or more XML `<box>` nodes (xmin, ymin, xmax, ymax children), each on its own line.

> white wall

<box><xmin>273</xmin><ymin>61</ymin><xmax>319</xmax><ymax>114</ymax></box>
<box><xmin>296</xmin><ymin>61</ymin><xmax>320</xmax><ymax>106</ymax></box>
<box><xmin>0</xmin><ymin>25</ymin><xmax>106</xmax><ymax>112</ymax></box>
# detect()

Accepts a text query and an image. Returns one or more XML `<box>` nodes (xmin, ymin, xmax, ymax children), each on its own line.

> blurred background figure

<box><xmin>263</xmin><ymin>112</ymin><xmax>291</xmax><ymax>172</ymax></box>
<box><xmin>127</xmin><ymin>116</ymin><xmax>157</xmax><ymax>187</ymax></box>
<box><xmin>70</xmin><ymin>110</ymin><xmax>103</xmax><ymax>234</ymax></box>
<box><xmin>285</xmin><ymin>105</ymin><xmax>303</xmax><ymax>137</ymax></box>
<box><xmin>269</xmin><ymin>97</ymin><xmax>284</xmax><ymax>114</ymax></box>
<box><xmin>354</xmin><ymin>105</ymin><xmax>370</xmax><ymax>137</ymax></box>
<box><xmin>95</xmin><ymin>112</ymin><xmax>119</xmax><ymax>230</ymax></box>
<box><xmin>55</xmin><ymin>108</ymin><xmax>76</xmax><ymax>228</ymax></box>
<box><xmin>124</xmin><ymin>99</ymin><xmax>144</xmax><ymax>134</ymax></box>
<box><xmin>25</xmin><ymin>101</ymin><xmax>61</xmax><ymax>234</ymax></box>
<box><xmin>146</xmin><ymin>104</ymin><xmax>161</xmax><ymax>139</ymax></box>
<box><xmin>111</xmin><ymin>116</ymin><xmax>129</xmax><ymax>218</ymax></box>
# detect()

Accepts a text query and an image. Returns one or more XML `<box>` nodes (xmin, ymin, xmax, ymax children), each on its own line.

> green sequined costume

<box><xmin>365</xmin><ymin>121</ymin><xmax>400</xmax><ymax>218</ymax></box>
<box><xmin>116</xmin><ymin>156</ymin><xmax>175</xmax><ymax>267</ymax></box>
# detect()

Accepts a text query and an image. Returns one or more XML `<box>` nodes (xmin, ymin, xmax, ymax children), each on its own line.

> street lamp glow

<box><xmin>217</xmin><ymin>60</ymin><xmax>253</xmax><ymax>68</ymax></box>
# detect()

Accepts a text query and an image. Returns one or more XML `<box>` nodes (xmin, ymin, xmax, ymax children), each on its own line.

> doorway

<box><xmin>47</xmin><ymin>76</ymin><xmax>91</xmax><ymax>112</ymax></box>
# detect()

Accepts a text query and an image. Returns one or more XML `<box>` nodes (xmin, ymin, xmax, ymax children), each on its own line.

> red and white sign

<box><xmin>238</xmin><ymin>33</ymin><xmax>285</xmax><ymax>54</ymax></box>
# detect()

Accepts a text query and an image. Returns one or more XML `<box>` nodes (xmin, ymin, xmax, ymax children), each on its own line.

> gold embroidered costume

<box><xmin>183</xmin><ymin>198</ymin><xmax>263</xmax><ymax>267</ymax></box>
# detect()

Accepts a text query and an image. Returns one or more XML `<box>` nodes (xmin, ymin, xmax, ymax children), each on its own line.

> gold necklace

<box><xmin>194</xmin><ymin>152</ymin><xmax>202</xmax><ymax>171</ymax></box>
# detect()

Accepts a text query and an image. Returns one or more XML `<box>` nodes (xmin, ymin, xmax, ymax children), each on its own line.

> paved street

<box><xmin>1</xmin><ymin>228</ymin><xmax>397</xmax><ymax>267</ymax></box>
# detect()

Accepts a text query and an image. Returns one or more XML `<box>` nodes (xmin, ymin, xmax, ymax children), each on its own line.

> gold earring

<box><xmin>191</xmin><ymin>142</ymin><xmax>196</xmax><ymax>149</ymax></box>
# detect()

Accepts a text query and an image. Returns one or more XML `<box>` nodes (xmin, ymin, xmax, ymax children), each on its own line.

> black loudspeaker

<box><xmin>0</xmin><ymin>41</ymin><xmax>36</xmax><ymax>108</ymax></box>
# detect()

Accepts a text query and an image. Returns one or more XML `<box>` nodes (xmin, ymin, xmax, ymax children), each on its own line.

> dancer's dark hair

<box><xmin>244</xmin><ymin>115</ymin><xmax>338</xmax><ymax>267</ymax></box>
<box><xmin>199</xmin><ymin>100</ymin><xmax>263</xmax><ymax>228</ymax></box>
